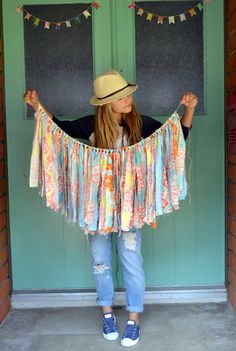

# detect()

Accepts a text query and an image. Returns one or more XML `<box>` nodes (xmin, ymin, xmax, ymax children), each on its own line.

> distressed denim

<box><xmin>88</xmin><ymin>229</ymin><xmax>145</xmax><ymax>313</ymax></box>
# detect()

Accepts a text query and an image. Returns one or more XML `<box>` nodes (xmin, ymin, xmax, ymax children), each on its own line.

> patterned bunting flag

<box><xmin>16</xmin><ymin>5</ymin><xmax>23</xmax><ymax>13</ymax></box>
<box><xmin>24</xmin><ymin>12</ymin><xmax>31</xmax><ymax>21</ymax></box>
<box><xmin>189</xmin><ymin>8</ymin><xmax>197</xmax><ymax>17</ymax></box>
<box><xmin>137</xmin><ymin>8</ymin><xmax>144</xmax><ymax>16</ymax></box>
<box><xmin>146</xmin><ymin>13</ymin><xmax>153</xmax><ymax>21</ymax></box>
<box><xmin>180</xmin><ymin>13</ymin><xmax>186</xmax><ymax>22</ymax></box>
<box><xmin>128</xmin><ymin>2</ymin><xmax>136</xmax><ymax>9</ymax></box>
<box><xmin>169</xmin><ymin>16</ymin><xmax>175</xmax><ymax>24</ymax></box>
<box><xmin>65</xmin><ymin>21</ymin><xmax>72</xmax><ymax>28</ymax></box>
<box><xmin>34</xmin><ymin>18</ymin><xmax>40</xmax><ymax>27</ymax></box>
<box><xmin>92</xmin><ymin>2</ymin><xmax>100</xmax><ymax>9</ymax></box>
<box><xmin>83</xmin><ymin>10</ymin><xmax>91</xmax><ymax>19</ymax></box>
<box><xmin>75</xmin><ymin>15</ymin><xmax>80</xmax><ymax>24</ymax></box>
<box><xmin>44</xmin><ymin>22</ymin><xmax>50</xmax><ymax>30</ymax></box>
<box><xmin>157</xmin><ymin>16</ymin><xmax>164</xmax><ymax>24</ymax></box>
<box><xmin>197</xmin><ymin>2</ymin><xmax>204</xmax><ymax>11</ymax></box>
<box><xmin>55</xmin><ymin>23</ymin><xmax>61</xmax><ymax>30</ymax></box>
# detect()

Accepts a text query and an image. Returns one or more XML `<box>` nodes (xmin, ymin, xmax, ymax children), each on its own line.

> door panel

<box><xmin>2</xmin><ymin>0</ymin><xmax>225</xmax><ymax>290</ymax></box>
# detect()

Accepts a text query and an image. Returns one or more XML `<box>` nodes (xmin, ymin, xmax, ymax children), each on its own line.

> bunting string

<box><xmin>16</xmin><ymin>2</ymin><xmax>100</xmax><ymax>30</ymax></box>
<box><xmin>128</xmin><ymin>1</ymin><xmax>210</xmax><ymax>24</ymax></box>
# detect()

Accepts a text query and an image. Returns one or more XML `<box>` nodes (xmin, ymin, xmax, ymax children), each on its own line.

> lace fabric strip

<box><xmin>30</xmin><ymin>108</ymin><xmax>187</xmax><ymax>234</ymax></box>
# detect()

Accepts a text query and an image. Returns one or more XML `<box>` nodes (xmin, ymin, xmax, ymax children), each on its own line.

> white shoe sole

<box><xmin>121</xmin><ymin>337</ymin><xmax>140</xmax><ymax>347</ymax></box>
<box><xmin>102</xmin><ymin>331</ymin><xmax>119</xmax><ymax>341</ymax></box>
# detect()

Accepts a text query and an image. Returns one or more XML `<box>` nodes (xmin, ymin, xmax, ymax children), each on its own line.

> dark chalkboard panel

<box><xmin>24</xmin><ymin>4</ymin><xmax>94</xmax><ymax>118</ymax></box>
<box><xmin>135</xmin><ymin>1</ymin><xmax>204</xmax><ymax>115</ymax></box>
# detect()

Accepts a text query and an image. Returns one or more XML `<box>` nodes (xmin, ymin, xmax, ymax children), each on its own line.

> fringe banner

<box><xmin>30</xmin><ymin>107</ymin><xmax>187</xmax><ymax>235</ymax></box>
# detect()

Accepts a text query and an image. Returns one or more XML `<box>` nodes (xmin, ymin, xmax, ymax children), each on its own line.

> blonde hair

<box><xmin>92</xmin><ymin>103</ymin><xmax>142</xmax><ymax>149</ymax></box>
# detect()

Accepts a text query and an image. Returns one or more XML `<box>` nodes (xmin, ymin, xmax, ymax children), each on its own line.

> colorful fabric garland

<box><xmin>16</xmin><ymin>3</ymin><xmax>100</xmax><ymax>30</ymax></box>
<box><xmin>30</xmin><ymin>107</ymin><xmax>187</xmax><ymax>235</ymax></box>
<box><xmin>128</xmin><ymin>1</ymin><xmax>205</xmax><ymax>25</ymax></box>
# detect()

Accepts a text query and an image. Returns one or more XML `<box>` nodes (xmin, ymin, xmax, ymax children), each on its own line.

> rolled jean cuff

<box><xmin>126</xmin><ymin>305</ymin><xmax>144</xmax><ymax>313</ymax></box>
<box><xmin>96</xmin><ymin>298</ymin><xmax>114</xmax><ymax>307</ymax></box>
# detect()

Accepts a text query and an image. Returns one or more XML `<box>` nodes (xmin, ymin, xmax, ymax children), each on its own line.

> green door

<box><xmin>2</xmin><ymin>0</ymin><xmax>225</xmax><ymax>291</ymax></box>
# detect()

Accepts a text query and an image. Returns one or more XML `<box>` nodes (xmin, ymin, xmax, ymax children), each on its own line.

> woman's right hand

<box><xmin>23</xmin><ymin>89</ymin><xmax>40</xmax><ymax>111</ymax></box>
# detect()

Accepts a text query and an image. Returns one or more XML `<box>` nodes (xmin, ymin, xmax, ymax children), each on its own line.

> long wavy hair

<box><xmin>92</xmin><ymin>103</ymin><xmax>142</xmax><ymax>149</ymax></box>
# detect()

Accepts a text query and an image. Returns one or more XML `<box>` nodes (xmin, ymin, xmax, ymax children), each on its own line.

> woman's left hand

<box><xmin>180</xmin><ymin>92</ymin><xmax>198</xmax><ymax>109</ymax></box>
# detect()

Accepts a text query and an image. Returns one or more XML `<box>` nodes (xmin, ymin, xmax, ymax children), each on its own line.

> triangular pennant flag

<box><xmin>169</xmin><ymin>16</ymin><xmax>175</xmax><ymax>24</ymax></box>
<box><xmin>34</xmin><ymin>18</ymin><xmax>40</xmax><ymax>27</ymax></box>
<box><xmin>24</xmin><ymin>12</ymin><xmax>31</xmax><ymax>21</ymax></box>
<box><xmin>44</xmin><ymin>22</ymin><xmax>50</xmax><ymax>30</ymax></box>
<box><xmin>146</xmin><ymin>13</ymin><xmax>153</xmax><ymax>21</ymax></box>
<box><xmin>157</xmin><ymin>16</ymin><xmax>163</xmax><ymax>24</ymax></box>
<box><xmin>180</xmin><ymin>13</ymin><xmax>186</xmax><ymax>22</ymax></box>
<box><xmin>66</xmin><ymin>21</ymin><xmax>72</xmax><ymax>28</ymax></box>
<box><xmin>16</xmin><ymin>5</ymin><xmax>23</xmax><ymax>13</ymax></box>
<box><xmin>189</xmin><ymin>8</ymin><xmax>197</xmax><ymax>17</ymax></box>
<box><xmin>55</xmin><ymin>22</ymin><xmax>61</xmax><ymax>30</ymax></box>
<box><xmin>75</xmin><ymin>15</ymin><xmax>81</xmax><ymax>24</ymax></box>
<box><xmin>197</xmin><ymin>2</ymin><xmax>204</xmax><ymax>11</ymax></box>
<box><xmin>137</xmin><ymin>8</ymin><xmax>144</xmax><ymax>16</ymax></box>
<box><xmin>92</xmin><ymin>2</ymin><xmax>100</xmax><ymax>9</ymax></box>
<box><xmin>83</xmin><ymin>10</ymin><xmax>91</xmax><ymax>19</ymax></box>
<box><xmin>128</xmin><ymin>2</ymin><xmax>136</xmax><ymax>9</ymax></box>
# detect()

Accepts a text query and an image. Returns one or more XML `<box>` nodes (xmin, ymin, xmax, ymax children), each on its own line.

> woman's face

<box><xmin>111</xmin><ymin>94</ymin><xmax>133</xmax><ymax>114</ymax></box>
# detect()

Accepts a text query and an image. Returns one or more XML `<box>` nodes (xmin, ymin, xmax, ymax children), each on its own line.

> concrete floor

<box><xmin>0</xmin><ymin>302</ymin><xmax>236</xmax><ymax>351</ymax></box>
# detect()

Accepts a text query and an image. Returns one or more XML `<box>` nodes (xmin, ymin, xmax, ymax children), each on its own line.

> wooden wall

<box><xmin>226</xmin><ymin>0</ymin><xmax>236</xmax><ymax>310</ymax></box>
<box><xmin>0</xmin><ymin>22</ymin><xmax>11</xmax><ymax>325</ymax></box>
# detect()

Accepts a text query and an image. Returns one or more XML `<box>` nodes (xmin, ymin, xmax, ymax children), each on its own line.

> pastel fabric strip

<box><xmin>30</xmin><ymin>107</ymin><xmax>187</xmax><ymax>234</ymax></box>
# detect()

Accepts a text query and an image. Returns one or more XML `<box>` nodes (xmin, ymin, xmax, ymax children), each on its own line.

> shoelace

<box><xmin>123</xmin><ymin>323</ymin><xmax>138</xmax><ymax>339</ymax></box>
<box><xmin>103</xmin><ymin>316</ymin><xmax>118</xmax><ymax>332</ymax></box>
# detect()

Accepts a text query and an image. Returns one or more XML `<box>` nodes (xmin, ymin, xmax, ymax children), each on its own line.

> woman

<box><xmin>24</xmin><ymin>69</ymin><xmax>197</xmax><ymax>347</ymax></box>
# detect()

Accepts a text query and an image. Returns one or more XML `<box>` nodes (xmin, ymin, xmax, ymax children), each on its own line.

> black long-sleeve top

<box><xmin>52</xmin><ymin>114</ymin><xmax>189</xmax><ymax>142</ymax></box>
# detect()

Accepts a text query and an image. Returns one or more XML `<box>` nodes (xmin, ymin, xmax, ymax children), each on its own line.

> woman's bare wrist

<box><xmin>32</xmin><ymin>102</ymin><xmax>40</xmax><ymax>111</ymax></box>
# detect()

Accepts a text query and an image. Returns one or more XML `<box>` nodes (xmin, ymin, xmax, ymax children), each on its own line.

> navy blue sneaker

<box><xmin>102</xmin><ymin>313</ymin><xmax>119</xmax><ymax>341</ymax></box>
<box><xmin>121</xmin><ymin>320</ymin><xmax>140</xmax><ymax>347</ymax></box>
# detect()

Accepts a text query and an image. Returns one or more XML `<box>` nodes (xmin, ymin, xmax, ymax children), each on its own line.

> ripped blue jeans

<box><xmin>88</xmin><ymin>229</ymin><xmax>145</xmax><ymax>313</ymax></box>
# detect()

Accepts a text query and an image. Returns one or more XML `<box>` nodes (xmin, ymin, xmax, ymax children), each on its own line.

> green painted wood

<box><xmin>2</xmin><ymin>0</ymin><xmax>225</xmax><ymax>290</ymax></box>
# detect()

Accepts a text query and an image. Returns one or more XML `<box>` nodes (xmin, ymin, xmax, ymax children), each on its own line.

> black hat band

<box><xmin>97</xmin><ymin>84</ymin><xmax>135</xmax><ymax>100</ymax></box>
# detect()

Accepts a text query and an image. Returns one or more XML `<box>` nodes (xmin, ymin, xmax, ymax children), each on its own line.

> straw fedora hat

<box><xmin>90</xmin><ymin>69</ymin><xmax>138</xmax><ymax>106</ymax></box>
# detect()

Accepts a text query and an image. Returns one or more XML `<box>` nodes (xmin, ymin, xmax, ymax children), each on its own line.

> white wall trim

<box><xmin>11</xmin><ymin>286</ymin><xmax>228</xmax><ymax>309</ymax></box>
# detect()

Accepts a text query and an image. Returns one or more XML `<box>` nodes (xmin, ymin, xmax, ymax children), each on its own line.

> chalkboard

<box><xmin>24</xmin><ymin>4</ymin><xmax>94</xmax><ymax>119</ymax></box>
<box><xmin>135</xmin><ymin>1</ymin><xmax>204</xmax><ymax>115</ymax></box>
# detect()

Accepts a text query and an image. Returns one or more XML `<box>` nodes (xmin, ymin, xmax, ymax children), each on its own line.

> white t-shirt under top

<box><xmin>89</xmin><ymin>125</ymin><xmax>128</xmax><ymax>148</ymax></box>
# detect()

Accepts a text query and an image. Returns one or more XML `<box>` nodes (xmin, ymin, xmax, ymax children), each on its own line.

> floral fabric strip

<box><xmin>30</xmin><ymin>107</ymin><xmax>187</xmax><ymax>234</ymax></box>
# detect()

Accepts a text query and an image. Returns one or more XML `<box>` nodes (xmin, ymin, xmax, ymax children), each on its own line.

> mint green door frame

<box><xmin>2</xmin><ymin>0</ymin><xmax>225</xmax><ymax>290</ymax></box>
